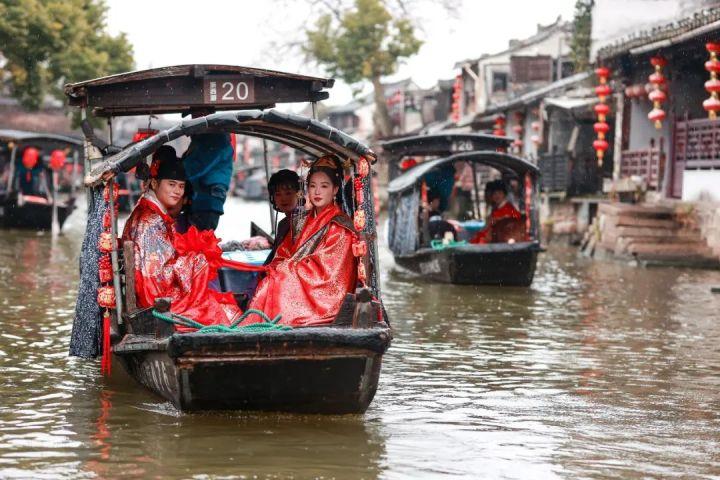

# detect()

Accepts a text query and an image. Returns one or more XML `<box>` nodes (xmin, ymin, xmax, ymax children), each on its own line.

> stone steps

<box><xmin>587</xmin><ymin>201</ymin><xmax>719</xmax><ymax>268</ymax></box>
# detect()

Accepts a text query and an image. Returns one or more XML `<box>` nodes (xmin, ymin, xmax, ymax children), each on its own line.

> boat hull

<box><xmin>0</xmin><ymin>196</ymin><xmax>75</xmax><ymax>230</ymax></box>
<box><xmin>114</xmin><ymin>327</ymin><xmax>391</xmax><ymax>413</ymax></box>
<box><xmin>393</xmin><ymin>241</ymin><xmax>540</xmax><ymax>286</ymax></box>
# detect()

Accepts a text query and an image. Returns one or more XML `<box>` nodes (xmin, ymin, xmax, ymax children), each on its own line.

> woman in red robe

<box><xmin>245</xmin><ymin>156</ymin><xmax>358</xmax><ymax>327</ymax></box>
<box><xmin>121</xmin><ymin>151</ymin><xmax>241</xmax><ymax>331</ymax></box>
<box><xmin>471</xmin><ymin>179</ymin><xmax>524</xmax><ymax>244</ymax></box>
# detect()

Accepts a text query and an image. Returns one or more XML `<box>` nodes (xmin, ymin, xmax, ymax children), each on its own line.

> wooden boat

<box><xmin>0</xmin><ymin>129</ymin><xmax>83</xmax><ymax>231</ymax></box>
<box><xmin>68</xmin><ymin>65</ymin><xmax>391</xmax><ymax>413</ymax></box>
<box><xmin>382</xmin><ymin>133</ymin><xmax>541</xmax><ymax>286</ymax></box>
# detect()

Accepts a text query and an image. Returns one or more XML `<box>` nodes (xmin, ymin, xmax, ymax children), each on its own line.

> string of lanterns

<box><xmin>492</xmin><ymin>114</ymin><xmax>506</xmax><ymax>136</ymax></box>
<box><xmin>593</xmin><ymin>67</ymin><xmax>611</xmax><ymax>166</ymax></box>
<box><xmin>97</xmin><ymin>182</ymin><xmax>119</xmax><ymax>375</ymax></box>
<box><xmin>512</xmin><ymin>111</ymin><xmax>524</xmax><ymax>153</ymax></box>
<box><xmin>647</xmin><ymin>56</ymin><xmax>667</xmax><ymax>129</ymax></box>
<box><xmin>704</xmin><ymin>42</ymin><xmax>720</xmax><ymax>119</ymax></box>
<box><xmin>451</xmin><ymin>74</ymin><xmax>462</xmax><ymax>123</ymax></box>
<box><xmin>352</xmin><ymin>157</ymin><xmax>371</xmax><ymax>286</ymax></box>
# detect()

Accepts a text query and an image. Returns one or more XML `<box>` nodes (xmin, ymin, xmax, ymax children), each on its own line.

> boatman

<box><xmin>181</xmin><ymin>133</ymin><xmax>234</xmax><ymax>231</ymax></box>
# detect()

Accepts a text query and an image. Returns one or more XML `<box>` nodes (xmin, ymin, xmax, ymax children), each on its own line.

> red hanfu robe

<box><xmin>121</xmin><ymin>191</ymin><xmax>241</xmax><ymax>331</ymax></box>
<box><xmin>470</xmin><ymin>200</ymin><xmax>523</xmax><ymax>244</ymax></box>
<box><xmin>246</xmin><ymin>203</ymin><xmax>357</xmax><ymax>327</ymax></box>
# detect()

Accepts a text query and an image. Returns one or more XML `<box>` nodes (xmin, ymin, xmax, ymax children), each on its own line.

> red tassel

<box><xmin>26</xmin><ymin>172</ymin><xmax>31</xmax><ymax>183</ymax></box>
<box><xmin>101</xmin><ymin>311</ymin><xmax>112</xmax><ymax>375</ymax></box>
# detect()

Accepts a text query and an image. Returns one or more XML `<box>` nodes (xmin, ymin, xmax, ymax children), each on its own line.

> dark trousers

<box><xmin>189</xmin><ymin>211</ymin><xmax>221</xmax><ymax>231</ymax></box>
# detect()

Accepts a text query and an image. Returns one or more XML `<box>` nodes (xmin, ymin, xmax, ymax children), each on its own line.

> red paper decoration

<box><xmin>594</xmin><ymin>67</ymin><xmax>612</xmax><ymax>165</ymax></box>
<box><xmin>704</xmin><ymin>42</ymin><xmax>720</xmax><ymax>119</ymax></box>
<box><xmin>451</xmin><ymin>74</ymin><xmax>462</xmax><ymax>123</ymax></box>
<box><xmin>22</xmin><ymin>147</ymin><xmax>39</xmax><ymax>170</ymax></box>
<box><xmin>647</xmin><ymin>56</ymin><xmax>667</xmax><ymax>128</ymax></box>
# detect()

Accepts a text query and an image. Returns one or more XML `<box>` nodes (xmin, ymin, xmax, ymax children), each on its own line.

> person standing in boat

<box><xmin>122</xmin><ymin>152</ymin><xmax>241</xmax><ymax>331</ymax></box>
<box><xmin>245</xmin><ymin>155</ymin><xmax>357</xmax><ymax>327</ymax></box>
<box><xmin>470</xmin><ymin>179</ymin><xmax>523</xmax><ymax>244</ymax></box>
<box><xmin>264</xmin><ymin>169</ymin><xmax>306</xmax><ymax>265</ymax></box>
<box><xmin>181</xmin><ymin>132</ymin><xmax>234</xmax><ymax>231</ymax></box>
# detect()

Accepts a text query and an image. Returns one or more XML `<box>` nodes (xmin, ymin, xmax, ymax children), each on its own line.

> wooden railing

<box><xmin>619</xmin><ymin>148</ymin><xmax>662</xmax><ymax>189</ymax></box>
<box><xmin>675</xmin><ymin>118</ymin><xmax>720</xmax><ymax>168</ymax></box>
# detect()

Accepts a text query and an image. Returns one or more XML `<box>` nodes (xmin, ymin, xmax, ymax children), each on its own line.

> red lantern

<box><xmin>531</xmin><ymin>135</ymin><xmax>541</xmax><ymax>146</ymax></box>
<box><xmin>704</xmin><ymin>42</ymin><xmax>720</xmax><ymax>119</ymax></box>
<box><xmin>132</xmin><ymin>128</ymin><xmax>158</xmax><ymax>143</ymax></box>
<box><xmin>594</xmin><ymin>103</ymin><xmax>610</xmax><ymax>117</ymax></box>
<box><xmin>647</xmin><ymin>56</ymin><xmax>667</xmax><ymax>128</ymax></box>
<box><xmin>354</xmin><ymin>209</ymin><xmax>366</xmax><ymax>231</ymax></box>
<box><xmin>356</xmin><ymin>156</ymin><xmax>370</xmax><ymax>178</ymax></box>
<box><xmin>98</xmin><ymin>232</ymin><xmax>115</xmax><ymax>253</ymax></box>
<box><xmin>49</xmin><ymin>150</ymin><xmax>66</xmax><ymax>171</ymax></box>
<box><xmin>512</xmin><ymin>125</ymin><xmax>523</xmax><ymax>134</ymax></box>
<box><xmin>494</xmin><ymin>115</ymin><xmax>506</xmax><ymax>126</ymax></box>
<box><xmin>493</xmin><ymin>115</ymin><xmax>506</xmax><ymax>136</ymax></box>
<box><xmin>531</xmin><ymin>121</ymin><xmax>540</xmax><ymax>131</ymax></box>
<box><xmin>21</xmin><ymin>147</ymin><xmax>39</xmax><ymax>170</ymax></box>
<box><xmin>593</xmin><ymin>122</ymin><xmax>610</xmax><ymax>134</ymax></box>
<box><xmin>97</xmin><ymin>286</ymin><xmax>116</xmax><ymax>309</ymax></box>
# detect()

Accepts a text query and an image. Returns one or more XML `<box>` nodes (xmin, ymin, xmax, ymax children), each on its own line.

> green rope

<box><xmin>151</xmin><ymin>308</ymin><xmax>291</xmax><ymax>334</ymax></box>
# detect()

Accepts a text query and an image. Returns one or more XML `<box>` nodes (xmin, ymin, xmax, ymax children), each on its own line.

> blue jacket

<box><xmin>182</xmin><ymin>133</ymin><xmax>233</xmax><ymax>214</ymax></box>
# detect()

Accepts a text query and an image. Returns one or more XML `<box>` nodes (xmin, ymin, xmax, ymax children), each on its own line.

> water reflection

<box><xmin>0</xmin><ymin>199</ymin><xmax>719</xmax><ymax>478</ymax></box>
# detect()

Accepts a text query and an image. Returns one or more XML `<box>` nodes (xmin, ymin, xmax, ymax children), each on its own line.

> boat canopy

<box><xmin>64</xmin><ymin>64</ymin><xmax>334</xmax><ymax>117</ymax></box>
<box><xmin>387</xmin><ymin>151</ymin><xmax>540</xmax><ymax>195</ymax></box>
<box><xmin>381</xmin><ymin>133</ymin><xmax>512</xmax><ymax>158</ymax></box>
<box><xmin>84</xmin><ymin>109</ymin><xmax>376</xmax><ymax>186</ymax></box>
<box><xmin>0</xmin><ymin>129</ymin><xmax>83</xmax><ymax>146</ymax></box>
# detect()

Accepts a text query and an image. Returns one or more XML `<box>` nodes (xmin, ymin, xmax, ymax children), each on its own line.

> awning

<box><xmin>543</xmin><ymin>97</ymin><xmax>596</xmax><ymax>111</ymax></box>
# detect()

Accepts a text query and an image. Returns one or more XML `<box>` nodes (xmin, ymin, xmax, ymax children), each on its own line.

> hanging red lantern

<box><xmin>97</xmin><ymin>286</ymin><xmax>116</xmax><ymax>309</ymax></box>
<box><xmin>531</xmin><ymin>135</ymin><xmax>541</xmax><ymax>146</ymax></box>
<box><xmin>21</xmin><ymin>147</ymin><xmax>40</xmax><ymax>170</ymax></box>
<box><xmin>512</xmin><ymin>124</ymin><xmax>523</xmax><ymax>134</ymax></box>
<box><xmin>49</xmin><ymin>150</ymin><xmax>66</xmax><ymax>171</ymax></box>
<box><xmin>512</xmin><ymin>112</ymin><xmax>524</xmax><ymax>153</ymax></box>
<box><xmin>492</xmin><ymin>114</ymin><xmax>506</xmax><ymax>136</ymax></box>
<box><xmin>98</xmin><ymin>232</ymin><xmax>115</xmax><ymax>253</ymax></box>
<box><xmin>704</xmin><ymin>42</ymin><xmax>720</xmax><ymax>119</ymax></box>
<box><xmin>647</xmin><ymin>56</ymin><xmax>667</xmax><ymax>128</ymax></box>
<box><xmin>594</xmin><ymin>67</ymin><xmax>612</xmax><ymax>164</ymax></box>
<box><xmin>531</xmin><ymin>121</ymin><xmax>540</xmax><ymax>131</ymax></box>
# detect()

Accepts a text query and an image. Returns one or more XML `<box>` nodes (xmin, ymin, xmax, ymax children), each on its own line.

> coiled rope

<box><xmin>151</xmin><ymin>308</ymin><xmax>291</xmax><ymax>333</ymax></box>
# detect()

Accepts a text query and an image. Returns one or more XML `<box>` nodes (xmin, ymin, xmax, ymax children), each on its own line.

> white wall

<box><xmin>682</xmin><ymin>170</ymin><xmax>720</xmax><ymax>202</ymax></box>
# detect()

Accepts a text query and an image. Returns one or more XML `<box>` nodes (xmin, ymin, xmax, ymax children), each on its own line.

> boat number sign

<box><xmin>203</xmin><ymin>77</ymin><xmax>255</xmax><ymax>104</ymax></box>
<box><xmin>451</xmin><ymin>140</ymin><xmax>474</xmax><ymax>152</ymax></box>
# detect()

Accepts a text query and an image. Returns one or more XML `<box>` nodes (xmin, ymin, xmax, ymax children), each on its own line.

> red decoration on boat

<box><xmin>352</xmin><ymin>240</ymin><xmax>367</xmax><ymax>257</ymax></box>
<box><xmin>704</xmin><ymin>42</ymin><xmax>720</xmax><ymax>119</ymax></box>
<box><xmin>99</xmin><ymin>255</ymin><xmax>113</xmax><ymax>284</ymax></box>
<box><xmin>356</xmin><ymin>156</ymin><xmax>370</xmax><ymax>178</ymax></box>
<box><xmin>399</xmin><ymin>157</ymin><xmax>418</xmax><ymax>170</ymax></box>
<box><xmin>49</xmin><ymin>150</ymin><xmax>66</xmax><ymax>170</ymax></box>
<box><xmin>98</xmin><ymin>232</ymin><xmax>115</xmax><ymax>252</ymax></box>
<box><xmin>451</xmin><ymin>74</ymin><xmax>462</xmax><ymax>123</ymax></box>
<box><xmin>353</xmin><ymin>177</ymin><xmax>364</xmax><ymax>192</ymax></box>
<box><xmin>594</xmin><ymin>67</ymin><xmax>612</xmax><ymax>165</ymax></box>
<box><xmin>97</xmin><ymin>286</ymin><xmax>116</xmax><ymax>309</ymax></box>
<box><xmin>357</xmin><ymin>260</ymin><xmax>367</xmax><ymax>283</ymax></box>
<box><xmin>103</xmin><ymin>182</ymin><xmax>119</xmax><ymax>202</ymax></box>
<box><xmin>647</xmin><ymin>56</ymin><xmax>667</xmax><ymax>128</ymax></box>
<box><xmin>101</xmin><ymin>311</ymin><xmax>112</xmax><ymax>375</ymax></box>
<box><xmin>354</xmin><ymin>209</ymin><xmax>366</xmax><ymax>231</ymax></box>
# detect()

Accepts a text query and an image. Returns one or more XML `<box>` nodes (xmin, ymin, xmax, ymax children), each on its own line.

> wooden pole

<box><xmin>51</xmin><ymin>169</ymin><xmax>59</xmax><ymax>236</ymax></box>
<box><xmin>471</xmin><ymin>162</ymin><xmax>481</xmax><ymax>220</ymax></box>
<box><xmin>263</xmin><ymin>139</ymin><xmax>276</xmax><ymax>235</ymax></box>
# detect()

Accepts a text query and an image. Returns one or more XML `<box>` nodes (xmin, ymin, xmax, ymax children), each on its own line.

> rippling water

<box><xmin>1</xmin><ymin>198</ymin><xmax>720</xmax><ymax>479</ymax></box>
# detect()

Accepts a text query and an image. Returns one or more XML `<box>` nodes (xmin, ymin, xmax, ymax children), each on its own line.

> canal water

<box><xmin>1</xmin><ymin>197</ymin><xmax>720</xmax><ymax>479</ymax></box>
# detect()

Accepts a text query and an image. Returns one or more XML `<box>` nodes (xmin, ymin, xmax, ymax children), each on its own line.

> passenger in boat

<box><xmin>470</xmin><ymin>180</ymin><xmax>524</xmax><ymax>244</ymax></box>
<box><xmin>264</xmin><ymin>169</ymin><xmax>305</xmax><ymax>265</ymax></box>
<box><xmin>423</xmin><ymin>189</ymin><xmax>457</xmax><ymax>241</ymax></box>
<box><xmin>181</xmin><ymin>133</ymin><xmax>234</xmax><ymax>231</ymax></box>
<box><xmin>122</xmin><ymin>153</ymin><xmax>241</xmax><ymax>331</ymax></box>
<box><xmin>245</xmin><ymin>155</ymin><xmax>358</xmax><ymax>327</ymax></box>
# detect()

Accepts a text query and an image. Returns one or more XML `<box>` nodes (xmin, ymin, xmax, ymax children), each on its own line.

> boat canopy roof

<box><xmin>387</xmin><ymin>151</ymin><xmax>539</xmax><ymax>194</ymax></box>
<box><xmin>380</xmin><ymin>132</ymin><xmax>512</xmax><ymax>159</ymax></box>
<box><xmin>64</xmin><ymin>64</ymin><xmax>334</xmax><ymax>117</ymax></box>
<box><xmin>0</xmin><ymin>129</ymin><xmax>83</xmax><ymax>146</ymax></box>
<box><xmin>85</xmin><ymin>109</ymin><xmax>375</xmax><ymax>186</ymax></box>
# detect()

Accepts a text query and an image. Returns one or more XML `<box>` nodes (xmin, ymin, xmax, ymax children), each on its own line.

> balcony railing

<box><xmin>675</xmin><ymin>118</ymin><xmax>720</xmax><ymax>169</ymax></box>
<box><xmin>619</xmin><ymin>149</ymin><xmax>662</xmax><ymax>189</ymax></box>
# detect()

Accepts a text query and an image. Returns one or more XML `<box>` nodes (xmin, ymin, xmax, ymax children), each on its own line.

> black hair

<box><xmin>308</xmin><ymin>155</ymin><xmax>343</xmax><ymax>188</ymax></box>
<box><xmin>268</xmin><ymin>169</ymin><xmax>301</xmax><ymax>195</ymax></box>
<box><xmin>485</xmin><ymin>179</ymin><xmax>507</xmax><ymax>195</ymax></box>
<box><xmin>153</xmin><ymin>145</ymin><xmax>177</xmax><ymax>163</ymax></box>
